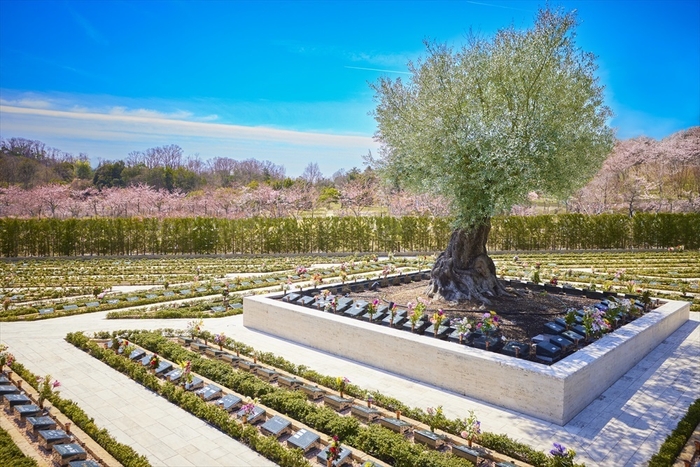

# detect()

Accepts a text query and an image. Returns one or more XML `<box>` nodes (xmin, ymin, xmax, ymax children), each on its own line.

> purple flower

<box><xmin>550</xmin><ymin>442</ymin><xmax>567</xmax><ymax>457</ymax></box>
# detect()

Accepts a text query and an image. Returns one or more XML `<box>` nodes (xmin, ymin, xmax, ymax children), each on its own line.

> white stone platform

<box><xmin>244</xmin><ymin>293</ymin><xmax>690</xmax><ymax>425</ymax></box>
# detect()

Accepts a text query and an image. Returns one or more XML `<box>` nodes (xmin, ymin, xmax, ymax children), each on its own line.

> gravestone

<box><xmin>323</xmin><ymin>394</ymin><xmax>353</xmax><ymax>411</ymax></box>
<box><xmin>550</xmin><ymin>335</ymin><xmax>574</xmax><ymax>353</ymax></box>
<box><xmin>129</xmin><ymin>349</ymin><xmax>146</xmax><ymax>361</ymax></box>
<box><xmin>414</xmin><ymin>429</ymin><xmax>447</xmax><ymax>448</ymax></box>
<box><xmin>39</xmin><ymin>307</ymin><xmax>55</xmax><ymax>315</ymax></box>
<box><xmin>4</xmin><ymin>393</ymin><xmax>31</xmax><ymax>407</ymax></box>
<box><xmin>344</xmin><ymin>305</ymin><xmax>365</xmax><ymax>318</ymax></box>
<box><xmin>184</xmin><ymin>377</ymin><xmax>204</xmax><ymax>391</ymax></box>
<box><xmin>379</xmin><ymin>417</ymin><xmax>412</xmax><ymax>435</ymax></box>
<box><xmin>382</xmin><ymin>311</ymin><xmax>407</xmax><ymax>327</ymax></box>
<box><xmin>402</xmin><ymin>319</ymin><xmax>429</xmax><ymax>333</ymax></box>
<box><xmin>254</xmin><ymin>367</ymin><xmax>278</xmax><ymax>383</ymax></box>
<box><xmin>282</xmin><ymin>292</ymin><xmax>301</xmax><ymax>303</ymax></box>
<box><xmin>155</xmin><ymin>361</ymin><xmax>173</xmax><ymax>375</ymax></box>
<box><xmin>501</xmin><ymin>341</ymin><xmax>531</xmax><ymax>359</ymax></box>
<box><xmin>195</xmin><ymin>384</ymin><xmax>222</xmax><ymax>401</ymax></box>
<box><xmin>0</xmin><ymin>384</ymin><xmax>19</xmax><ymax>395</ymax></box>
<box><xmin>216</xmin><ymin>394</ymin><xmax>242</xmax><ymax>412</ymax></box>
<box><xmin>536</xmin><ymin>341</ymin><xmax>561</xmax><ymax>362</ymax></box>
<box><xmin>561</xmin><ymin>330</ymin><xmax>584</xmax><ymax>346</ymax></box>
<box><xmin>472</xmin><ymin>335</ymin><xmax>503</xmax><ymax>352</ymax></box>
<box><xmin>260</xmin><ymin>415</ymin><xmax>292</xmax><ymax>438</ymax></box>
<box><xmin>297</xmin><ymin>296</ymin><xmax>315</xmax><ymax>307</ymax></box>
<box><xmin>165</xmin><ymin>369</ymin><xmax>182</xmax><ymax>383</ymax></box>
<box><xmin>53</xmin><ymin>443</ymin><xmax>87</xmax><ymax>466</ymax></box>
<box><xmin>350</xmin><ymin>404</ymin><xmax>380</xmax><ymax>422</ymax></box>
<box><xmin>287</xmin><ymin>428</ymin><xmax>319</xmax><ymax>454</ymax></box>
<box><xmin>236</xmin><ymin>405</ymin><xmax>265</xmax><ymax>424</ymax></box>
<box><xmin>38</xmin><ymin>429</ymin><xmax>70</xmax><ymax>448</ymax></box>
<box><xmin>452</xmin><ymin>445</ymin><xmax>484</xmax><ymax>463</ymax></box>
<box><xmin>317</xmin><ymin>445</ymin><xmax>352</xmax><ymax>466</ymax></box>
<box><xmin>27</xmin><ymin>415</ymin><xmax>57</xmax><ymax>434</ymax></box>
<box><xmin>278</xmin><ymin>376</ymin><xmax>302</xmax><ymax>390</ymax></box>
<box><xmin>68</xmin><ymin>460</ymin><xmax>101</xmax><ymax>467</ymax></box>
<box><xmin>220</xmin><ymin>354</ymin><xmax>240</xmax><ymax>366</ymax></box>
<box><xmin>15</xmin><ymin>404</ymin><xmax>41</xmax><ymax>420</ymax></box>
<box><xmin>543</xmin><ymin>322</ymin><xmax>565</xmax><ymax>335</ymax></box>
<box><xmin>301</xmin><ymin>385</ymin><xmax>325</xmax><ymax>401</ymax></box>
<box><xmin>423</xmin><ymin>325</ymin><xmax>450</xmax><ymax>339</ymax></box>
<box><xmin>85</xmin><ymin>302</ymin><xmax>100</xmax><ymax>308</ymax></box>
<box><xmin>63</xmin><ymin>304</ymin><xmax>79</xmax><ymax>311</ymax></box>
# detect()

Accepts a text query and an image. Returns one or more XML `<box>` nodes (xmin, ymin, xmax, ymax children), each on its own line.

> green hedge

<box><xmin>2</xmin><ymin>213</ymin><xmax>697</xmax><ymax>257</ymax></box>
<box><xmin>114</xmin><ymin>330</ymin><xmax>584</xmax><ymax>467</ymax></box>
<box><xmin>79</xmin><ymin>331</ymin><xmax>473</xmax><ymax>467</ymax></box>
<box><xmin>0</xmin><ymin>425</ymin><xmax>38</xmax><ymax>467</ymax></box>
<box><xmin>648</xmin><ymin>398</ymin><xmax>700</xmax><ymax>467</ymax></box>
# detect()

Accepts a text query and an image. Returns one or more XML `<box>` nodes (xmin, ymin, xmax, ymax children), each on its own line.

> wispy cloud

<box><xmin>69</xmin><ymin>9</ymin><xmax>109</xmax><ymax>46</ymax></box>
<box><xmin>345</xmin><ymin>66</ymin><xmax>411</xmax><ymax>75</ymax></box>
<box><xmin>0</xmin><ymin>104</ymin><xmax>377</xmax><ymax>175</ymax></box>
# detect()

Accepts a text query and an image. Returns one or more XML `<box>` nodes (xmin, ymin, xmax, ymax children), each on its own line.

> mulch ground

<box><xmin>349</xmin><ymin>280</ymin><xmax>599</xmax><ymax>343</ymax></box>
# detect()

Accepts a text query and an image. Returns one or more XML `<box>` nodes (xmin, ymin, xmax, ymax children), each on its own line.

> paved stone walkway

<box><xmin>0</xmin><ymin>308</ymin><xmax>698</xmax><ymax>466</ymax></box>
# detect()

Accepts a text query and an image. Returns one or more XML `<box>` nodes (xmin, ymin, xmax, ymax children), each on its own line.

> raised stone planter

<box><xmin>244</xmin><ymin>292</ymin><xmax>689</xmax><ymax>425</ymax></box>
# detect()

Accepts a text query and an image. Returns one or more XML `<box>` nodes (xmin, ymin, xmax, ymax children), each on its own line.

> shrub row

<box><xmin>9</xmin><ymin>361</ymin><xmax>151</xmax><ymax>467</ymax></box>
<box><xmin>121</xmin><ymin>329</ymin><xmax>579</xmax><ymax>467</ymax></box>
<box><xmin>64</xmin><ymin>332</ymin><xmax>311</xmax><ymax>467</ymax></box>
<box><xmin>648</xmin><ymin>398</ymin><xmax>700</xmax><ymax>467</ymax></box>
<box><xmin>0</xmin><ymin>425</ymin><xmax>37</xmax><ymax>467</ymax></box>
<box><xmin>2</xmin><ymin>213</ymin><xmax>698</xmax><ymax>257</ymax></box>
<box><xmin>95</xmin><ymin>331</ymin><xmax>473</xmax><ymax>467</ymax></box>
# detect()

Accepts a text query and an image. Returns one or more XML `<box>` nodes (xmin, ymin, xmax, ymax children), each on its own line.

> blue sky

<box><xmin>1</xmin><ymin>0</ymin><xmax>698</xmax><ymax>177</ymax></box>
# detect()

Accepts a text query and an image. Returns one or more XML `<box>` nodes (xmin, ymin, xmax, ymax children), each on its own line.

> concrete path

<box><xmin>0</xmin><ymin>307</ymin><xmax>697</xmax><ymax>466</ymax></box>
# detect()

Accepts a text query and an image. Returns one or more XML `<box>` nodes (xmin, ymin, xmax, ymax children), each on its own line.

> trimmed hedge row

<box><xmin>93</xmin><ymin>331</ymin><xmax>473</xmax><ymax>467</ymax></box>
<box><xmin>648</xmin><ymin>398</ymin><xmax>700</xmax><ymax>467</ymax></box>
<box><xmin>121</xmin><ymin>329</ymin><xmax>582</xmax><ymax>467</ymax></box>
<box><xmin>0</xmin><ymin>425</ymin><xmax>38</xmax><ymax>467</ymax></box>
<box><xmin>1</xmin><ymin>213</ymin><xmax>698</xmax><ymax>257</ymax></box>
<box><xmin>64</xmin><ymin>333</ymin><xmax>311</xmax><ymax>467</ymax></box>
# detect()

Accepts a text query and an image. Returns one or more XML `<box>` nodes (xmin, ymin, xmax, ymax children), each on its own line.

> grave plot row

<box><xmin>0</xmin><ymin>371</ymin><xmax>101</xmax><ymax>467</ymax></box>
<box><xmin>104</xmin><ymin>337</ymin><xmax>389</xmax><ymax>467</ymax></box>
<box><xmin>169</xmin><ymin>335</ymin><xmax>528</xmax><ymax>467</ymax></box>
<box><xmin>280</xmin><ymin>279</ymin><xmax>656</xmax><ymax>365</ymax></box>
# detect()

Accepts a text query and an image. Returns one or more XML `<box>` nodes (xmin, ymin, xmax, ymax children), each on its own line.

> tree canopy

<box><xmin>371</xmin><ymin>7</ymin><xmax>615</xmax><ymax>229</ymax></box>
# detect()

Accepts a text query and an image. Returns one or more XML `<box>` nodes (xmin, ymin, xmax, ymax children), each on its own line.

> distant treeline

<box><xmin>0</xmin><ymin>213</ymin><xmax>697</xmax><ymax>257</ymax></box>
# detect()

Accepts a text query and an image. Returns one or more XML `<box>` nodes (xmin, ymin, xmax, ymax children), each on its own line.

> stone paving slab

<box><xmin>0</xmin><ymin>308</ymin><xmax>697</xmax><ymax>466</ymax></box>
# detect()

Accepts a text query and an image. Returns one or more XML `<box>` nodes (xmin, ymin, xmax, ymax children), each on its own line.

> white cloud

<box><xmin>0</xmin><ymin>104</ymin><xmax>378</xmax><ymax>176</ymax></box>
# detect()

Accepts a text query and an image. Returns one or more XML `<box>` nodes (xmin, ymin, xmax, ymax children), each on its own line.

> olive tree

<box><xmin>371</xmin><ymin>8</ymin><xmax>614</xmax><ymax>303</ymax></box>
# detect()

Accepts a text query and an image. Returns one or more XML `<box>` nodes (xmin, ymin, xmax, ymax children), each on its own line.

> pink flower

<box><xmin>52</xmin><ymin>380</ymin><xmax>61</xmax><ymax>389</ymax></box>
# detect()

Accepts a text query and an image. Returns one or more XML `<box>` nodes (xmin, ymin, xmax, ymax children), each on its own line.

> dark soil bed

<box><xmin>349</xmin><ymin>280</ymin><xmax>599</xmax><ymax>343</ymax></box>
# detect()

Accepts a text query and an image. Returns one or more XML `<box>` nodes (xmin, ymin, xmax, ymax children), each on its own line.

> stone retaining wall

<box><xmin>243</xmin><ymin>294</ymin><xmax>689</xmax><ymax>425</ymax></box>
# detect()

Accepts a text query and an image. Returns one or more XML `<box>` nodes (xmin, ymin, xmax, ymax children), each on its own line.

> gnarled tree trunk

<box><xmin>426</xmin><ymin>220</ymin><xmax>506</xmax><ymax>304</ymax></box>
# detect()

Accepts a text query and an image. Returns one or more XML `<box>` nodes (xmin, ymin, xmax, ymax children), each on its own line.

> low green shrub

<box><xmin>0</xmin><ymin>426</ymin><xmax>38</xmax><ymax>467</ymax></box>
<box><xmin>648</xmin><ymin>398</ymin><xmax>700</xmax><ymax>467</ymax></box>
